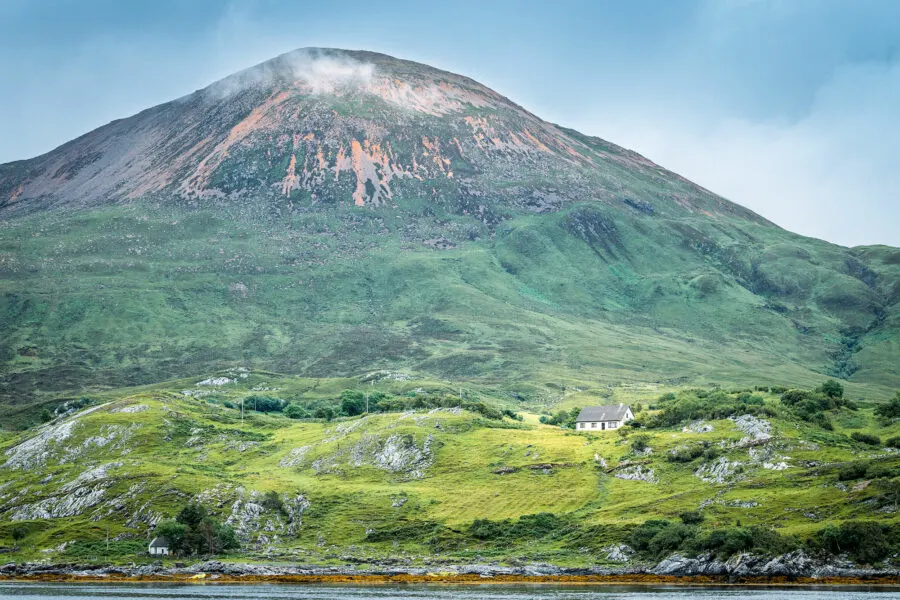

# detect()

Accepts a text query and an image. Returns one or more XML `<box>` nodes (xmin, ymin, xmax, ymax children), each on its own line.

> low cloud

<box><xmin>591</xmin><ymin>60</ymin><xmax>900</xmax><ymax>247</ymax></box>
<box><xmin>205</xmin><ymin>49</ymin><xmax>375</xmax><ymax>99</ymax></box>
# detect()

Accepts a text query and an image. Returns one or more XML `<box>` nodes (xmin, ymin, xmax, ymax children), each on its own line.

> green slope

<box><xmin>0</xmin><ymin>374</ymin><xmax>898</xmax><ymax>564</ymax></box>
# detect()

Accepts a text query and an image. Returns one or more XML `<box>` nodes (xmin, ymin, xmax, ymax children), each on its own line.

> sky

<box><xmin>1</xmin><ymin>0</ymin><xmax>897</xmax><ymax>247</ymax></box>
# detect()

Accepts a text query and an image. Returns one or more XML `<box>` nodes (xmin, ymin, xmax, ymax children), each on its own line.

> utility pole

<box><xmin>365</xmin><ymin>392</ymin><xmax>369</xmax><ymax>414</ymax></box>
<box><xmin>106</xmin><ymin>525</ymin><xmax>109</xmax><ymax>552</ymax></box>
<box><xmin>241</xmin><ymin>397</ymin><xmax>244</xmax><ymax>424</ymax></box>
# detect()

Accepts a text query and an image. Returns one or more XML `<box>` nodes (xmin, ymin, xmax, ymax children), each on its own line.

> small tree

<box><xmin>154</xmin><ymin>519</ymin><xmax>186</xmax><ymax>552</ymax></box>
<box><xmin>874</xmin><ymin>393</ymin><xmax>900</xmax><ymax>420</ymax></box>
<box><xmin>284</xmin><ymin>403</ymin><xmax>308</xmax><ymax>419</ymax></box>
<box><xmin>10</xmin><ymin>524</ymin><xmax>28</xmax><ymax>549</ymax></box>
<box><xmin>816</xmin><ymin>380</ymin><xmax>844</xmax><ymax>400</ymax></box>
<box><xmin>340</xmin><ymin>390</ymin><xmax>366</xmax><ymax>416</ymax></box>
<box><xmin>177</xmin><ymin>502</ymin><xmax>208</xmax><ymax>529</ymax></box>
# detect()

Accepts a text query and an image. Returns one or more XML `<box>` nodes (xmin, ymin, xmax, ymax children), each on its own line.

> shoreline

<box><xmin>3</xmin><ymin>572</ymin><xmax>900</xmax><ymax>587</ymax></box>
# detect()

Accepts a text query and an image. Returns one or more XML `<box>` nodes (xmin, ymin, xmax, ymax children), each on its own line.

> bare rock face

<box><xmin>695</xmin><ymin>457</ymin><xmax>744</xmax><ymax>484</ymax></box>
<box><xmin>614</xmin><ymin>465</ymin><xmax>657</xmax><ymax>483</ymax></box>
<box><xmin>731</xmin><ymin>414</ymin><xmax>772</xmax><ymax>445</ymax></box>
<box><xmin>225</xmin><ymin>488</ymin><xmax>311</xmax><ymax>546</ymax></box>
<box><xmin>372</xmin><ymin>434</ymin><xmax>435</xmax><ymax>478</ymax></box>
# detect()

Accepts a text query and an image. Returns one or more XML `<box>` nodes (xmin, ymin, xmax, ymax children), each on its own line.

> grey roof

<box><xmin>149</xmin><ymin>536</ymin><xmax>170</xmax><ymax>548</ymax></box>
<box><xmin>575</xmin><ymin>404</ymin><xmax>631</xmax><ymax>422</ymax></box>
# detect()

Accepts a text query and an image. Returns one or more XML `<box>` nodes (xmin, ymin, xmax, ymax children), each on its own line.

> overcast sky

<box><xmin>1</xmin><ymin>0</ymin><xmax>897</xmax><ymax>247</ymax></box>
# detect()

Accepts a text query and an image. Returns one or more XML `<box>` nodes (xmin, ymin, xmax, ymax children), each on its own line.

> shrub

<box><xmin>680</xmin><ymin>511</ymin><xmax>704</xmax><ymax>525</ymax></box>
<box><xmin>667</xmin><ymin>445</ymin><xmax>704</xmax><ymax>463</ymax></box>
<box><xmin>260</xmin><ymin>490</ymin><xmax>286</xmax><ymax>514</ymax></box>
<box><xmin>850</xmin><ymin>432</ymin><xmax>881</xmax><ymax>446</ymax></box>
<box><xmin>780</xmin><ymin>389</ymin><xmax>810</xmax><ymax>406</ymax></box>
<box><xmin>283</xmin><ymin>403</ymin><xmax>308</xmax><ymax>419</ymax></box>
<box><xmin>628</xmin><ymin>520</ymin><xmax>673</xmax><ymax>553</ymax></box>
<box><xmin>818</xmin><ymin>521</ymin><xmax>893</xmax><ymax>563</ymax></box>
<box><xmin>10</xmin><ymin>523</ymin><xmax>29</xmax><ymax>547</ymax></box>
<box><xmin>314</xmin><ymin>406</ymin><xmax>335</xmax><ymax>421</ymax></box>
<box><xmin>885</xmin><ymin>436</ymin><xmax>900</xmax><ymax>449</ymax></box>
<box><xmin>630</xmin><ymin>435</ymin><xmax>651</xmax><ymax>453</ymax></box>
<box><xmin>244</xmin><ymin>395</ymin><xmax>284</xmax><ymax>413</ymax></box>
<box><xmin>838</xmin><ymin>462</ymin><xmax>869</xmax><ymax>481</ymax></box>
<box><xmin>874</xmin><ymin>393</ymin><xmax>900</xmax><ymax>419</ymax></box>
<box><xmin>340</xmin><ymin>390</ymin><xmax>366</xmax><ymax>416</ymax></box>
<box><xmin>816</xmin><ymin>380</ymin><xmax>845</xmax><ymax>400</ymax></box>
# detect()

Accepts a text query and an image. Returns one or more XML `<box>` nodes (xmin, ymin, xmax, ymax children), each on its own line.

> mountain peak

<box><xmin>1</xmin><ymin>48</ymin><xmax>752</xmax><ymax>223</ymax></box>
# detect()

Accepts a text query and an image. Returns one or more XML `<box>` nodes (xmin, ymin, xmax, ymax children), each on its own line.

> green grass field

<box><xmin>1</xmin><ymin>371</ymin><xmax>897</xmax><ymax>565</ymax></box>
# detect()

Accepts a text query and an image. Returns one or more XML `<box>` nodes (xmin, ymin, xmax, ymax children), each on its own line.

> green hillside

<box><xmin>1</xmin><ymin>374</ymin><xmax>898</xmax><ymax>565</ymax></box>
<box><xmin>1</xmin><ymin>197</ymin><xmax>897</xmax><ymax>423</ymax></box>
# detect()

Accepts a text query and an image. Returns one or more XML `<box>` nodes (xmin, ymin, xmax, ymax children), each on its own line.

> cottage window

<box><xmin>591</xmin><ymin>422</ymin><xmax>597</xmax><ymax>428</ymax></box>
<box><xmin>609</xmin><ymin>422</ymin><xmax>617</xmax><ymax>429</ymax></box>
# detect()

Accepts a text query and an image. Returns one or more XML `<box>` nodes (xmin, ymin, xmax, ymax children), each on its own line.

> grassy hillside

<box><xmin>1</xmin><ymin>199</ymin><xmax>898</xmax><ymax>424</ymax></box>
<box><xmin>1</xmin><ymin>371</ymin><xmax>898</xmax><ymax>565</ymax></box>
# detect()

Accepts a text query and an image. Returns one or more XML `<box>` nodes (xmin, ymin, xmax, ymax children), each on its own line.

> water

<box><xmin>0</xmin><ymin>583</ymin><xmax>898</xmax><ymax>600</ymax></box>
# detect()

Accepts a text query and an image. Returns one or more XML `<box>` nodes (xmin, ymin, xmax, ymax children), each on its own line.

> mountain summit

<box><xmin>0</xmin><ymin>49</ymin><xmax>897</xmax><ymax>409</ymax></box>
<box><xmin>2</xmin><ymin>48</ymin><xmax>756</xmax><ymax>221</ymax></box>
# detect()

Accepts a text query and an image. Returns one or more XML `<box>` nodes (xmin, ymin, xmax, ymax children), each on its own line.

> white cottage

<box><xmin>148</xmin><ymin>536</ymin><xmax>170</xmax><ymax>556</ymax></box>
<box><xmin>575</xmin><ymin>404</ymin><xmax>633</xmax><ymax>432</ymax></box>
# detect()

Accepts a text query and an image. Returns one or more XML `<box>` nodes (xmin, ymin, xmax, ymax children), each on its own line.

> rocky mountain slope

<box><xmin>0</xmin><ymin>48</ymin><xmax>897</xmax><ymax>415</ymax></box>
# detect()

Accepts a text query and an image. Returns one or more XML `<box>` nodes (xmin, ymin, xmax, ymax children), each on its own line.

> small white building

<box><xmin>148</xmin><ymin>536</ymin><xmax>170</xmax><ymax>556</ymax></box>
<box><xmin>575</xmin><ymin>404</ymin><xmax>633</xmax><ymax>432</ymax></box>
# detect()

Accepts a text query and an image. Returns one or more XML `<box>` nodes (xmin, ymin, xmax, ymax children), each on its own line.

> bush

<box><xmin>631</xmin><ymin>435</ymin><xmax>651</xmax><ymax>453</ymax></box>
<box><xmin>260</xmin><ymin>490</ymin><xmax>286</xmax><ymax>514</ymax></box>
<box><xmin>283</xmin><ymin>403</ymin><xmax>309</xmax><ymax>419</ymax></box>
<box><xmin>10</xmin><ymin>523</ymin><xmax>29</xmax><ymax>547</ymax></box>
<box><xmin>850</xmin><ymin>432</ymin><xmax>882</xmax><ymax>446</ymax></box>
<box><xmin>874</xmin><ymin>393</ymin><xmax>900</xmax><ymax>419</ymax></box>
<box><xmin>818</xmin><ymin>521</ymin><xmax>894</xmax><ymax>563</ymax></box>
<box><xmin>667</xmin><ymin>445</ymin><xmax>704</xmax><ymax>463</ymax></box>
<box><xmin>244</xmin><ymin>395</ymin><xmax>284</xmax><ymax>413</ymax></box>
<box><xmin>340</xmin><ymin>390</ymin><xmax>366</xmax><ymax>416</ymax></box>
<box><xmin>838</xmin><ymin>462</ymin><xmax>869</xmax><ymax>481</ymax></box>
<box><xmin>644</xmin><ymin>390</ymin><xmax>769</xmax><ymax>429</ymax></box>
<box><xmin>680</xmin><ymin>511</ymin><xmax>704</xmax><ymax>525</ymax></box>
<box><xmin>885</xmin><ymin>436</ymin><xmax>900</xmax><ymax>449</ymax></box>
<box><xmin>816</xmin><ymin>380</ymin><xmax>844</xmax><ymax>400</ymax></box>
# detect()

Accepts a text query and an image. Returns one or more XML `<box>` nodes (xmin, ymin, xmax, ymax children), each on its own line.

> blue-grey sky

<box><xmin>1</xmin><ymin>0</ymin><xmax>897</xmax><ymax>247</ymax></box>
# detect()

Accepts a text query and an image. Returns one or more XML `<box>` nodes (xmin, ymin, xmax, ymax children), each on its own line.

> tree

<box><xmin>244</xmin><ymin>395</ymin><xmax>283</xmax><ymax>413</ymax></box>
<box><xmin>39</xmin><ymin>409</ymin><xmax>53</xmax><ymax>423</ymax></box>
<box><xmin>10</xmin><ymin>524</ymin><xmax>28</xmax><ymax>549</ymax></box>
<box><xmin>177</xmin><ymin>502</ymin><xmax>208</xmax><ymax>529</ymax></box>
<box><xmin>198</xmin><ymin>517</ymin><xmax>219</xmax><ymax>555</ymax></box>
<box><xmin>340</xmin><ymin>390</ymin><xmax>366</xmax><ymax>416</ymax></box>
<box><xmin>816</xmin><ymin>380</ymin><xmax>844</xmax><ymax>400</ymax></box>
<box><xmin>284</xmin><ymin>403</ymin><xmax>308</xmax><ymax>419</ymax></box>
<box><xmin>874</xmin><ymin>393</ymin><xmax>900</xmax><ymax>419</ymax></box>
<box><xmin>154</xmin><ymin>519</ymin><xmax>186</xmax><ymax>551</ymax></box>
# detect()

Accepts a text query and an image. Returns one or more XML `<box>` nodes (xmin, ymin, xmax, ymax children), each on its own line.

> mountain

<box><xmin>0</xmin><ymin>48</ymin><xmax>898</xmax><ymax>419</ymax></box>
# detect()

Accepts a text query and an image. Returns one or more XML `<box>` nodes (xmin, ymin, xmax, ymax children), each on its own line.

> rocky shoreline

<box><xmin>2</xmin><ymin>552</ymin><xmax>899</xmax><ymax>584</ymax></box>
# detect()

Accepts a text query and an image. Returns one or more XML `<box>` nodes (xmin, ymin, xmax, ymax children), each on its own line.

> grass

<box><xmin>0</xmin><ymin>194</ymin><xmax>898</xmax><ymax>430</ymax></box>
<box><xmin>0</xmin><ymin>377</ymin><xmax>898</xmax><ymax>565</ymax></box>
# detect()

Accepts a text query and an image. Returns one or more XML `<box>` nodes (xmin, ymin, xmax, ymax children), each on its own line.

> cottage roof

<box><xmin>149</xmin><ymin>536</ymin><xmax>170</xmax><ymax>548</ymax></box>
<box><xmin>575</xmin><ymin>404</ymin><xmax>631</xmax><ymax>423</ymax></box>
